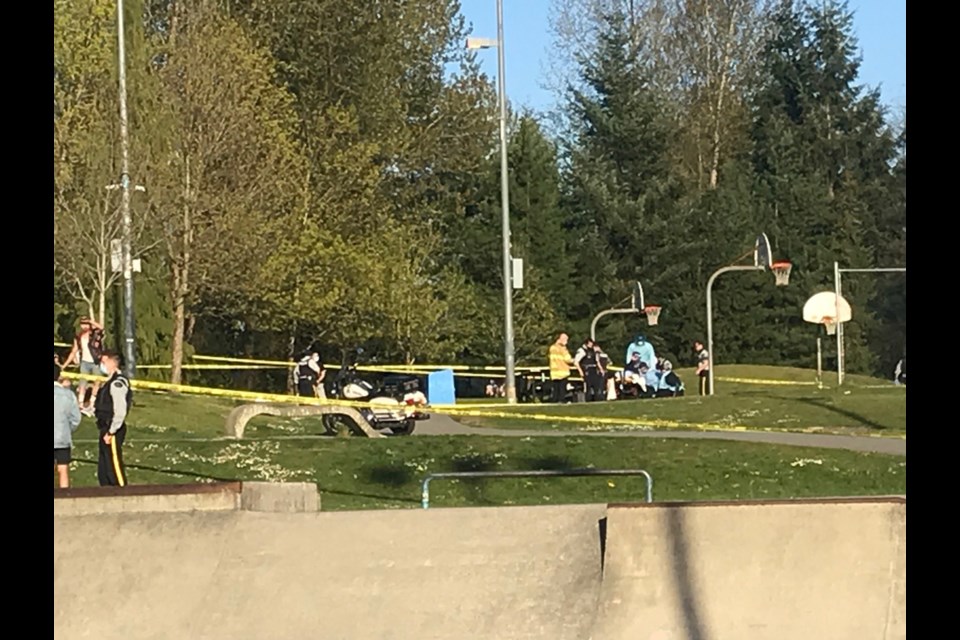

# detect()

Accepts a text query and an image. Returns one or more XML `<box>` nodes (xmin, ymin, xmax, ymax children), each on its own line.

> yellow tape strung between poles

<box><xmin>56</xmin><ymin>344</ymin><xmax>847</xmax><ymax>389</ymax></box>
<box><xmin>136</xmin><ymin>364</ymin><xmax>288</xmax><ymax>370</ymax></box>
<box><xmin>716</xmin><ymin>377</ymin><xmax>817</xmax><ymax>386</ymax></box>
<box><xmin>59</xmin><ymin>343</ymin><xmax>861</xmax><ymax>388</ymax></box>
<box><xmin>57</xmin><ymin>371</ymin><xmax>904</xmax><ymax>440</ymax></box>
<box><xmin>191</xmin><ymin>354</ymin><xmax>548</xmax><ymax>374</ymax></box>
<box><xmin>55</xmin><ymin>341</ymin><xmax>605</xmax><ymax>378</ymax></box>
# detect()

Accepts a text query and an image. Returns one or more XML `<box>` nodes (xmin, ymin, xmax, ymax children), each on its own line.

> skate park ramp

<box><xmin>592</xmin><ymin>497</ymin><xmax>906</xmax><ymax>640</ymax></box>
<box><xmin>53</xmin><ymin>488</ymin><xmax>904</xmax><ymax>640</ymax></box>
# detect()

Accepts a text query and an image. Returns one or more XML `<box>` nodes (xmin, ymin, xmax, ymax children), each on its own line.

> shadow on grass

<box><xmin>779</xmin><ymin>395</ymin><xmax>889</xmax><ymax>431</ymax></box>
<box><xmin>72</xmin><ymin>457</ymin><xmax>239</xmax><ymax>483</ymax></box>
<box><xmin>516</xmin><ymin>454</ymin><xmax>580</xmax><ymax>471</ymax></box>
<box><xmin>75</xmin><ymin>455</ymin><xmax>420</xmax><ymax>505</ymax></box>
<box><xmin>365</xmin><ymin>464</ymin><xmax>415</xmax><ymax>487</ymax></box>
<box><xmin>451</xmin><ymin>453</ymin><xmax>500</xmax><ymax>506</ymax></box>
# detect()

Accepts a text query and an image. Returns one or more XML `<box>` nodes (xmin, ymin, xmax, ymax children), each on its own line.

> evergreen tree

<box><xmin>560</xmin><ymin>10</ymin><xmax>697</xmax><ymax>357</ymax></box>
<box><xmin>748</xmin><ymin>0</ymin><xmax>899</xmax><ymax>373</ymax></box>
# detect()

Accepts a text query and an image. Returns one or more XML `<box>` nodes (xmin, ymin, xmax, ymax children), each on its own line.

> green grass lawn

<box><xmin>71</xmin><ymin>365</ymin><xmax>905</xmax><ymax>439</ymax></box>
<box><xmin>451</xmin><ymin>365</ymin><xmax>905</xmax><ymax>436</ymax></box>
<box><xmin>58</xmin><ymin>364</ymin><xmax>905</xmax><ymax>510</ymax></box>
<box><xmin>63</xmin><ymin>435</ymin><xmax>905</xmax><ymax>511</ymax></box>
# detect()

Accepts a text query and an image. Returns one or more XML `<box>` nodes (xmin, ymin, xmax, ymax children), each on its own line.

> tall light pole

<box><xmin>466</xmin><ymin>0</ymin><xmax>516</xmax><ymax>403</ymax></box>
<box><xmin>116</xmin><ymin>0</ymin><xmax>137</xmax><ymax>378</ymax></box>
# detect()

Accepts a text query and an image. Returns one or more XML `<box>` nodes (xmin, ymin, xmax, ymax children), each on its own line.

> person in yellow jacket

<box><xmin>548</xmin><ymin>333</ymin><xmax>575</xmax><ymax>403</ymax></box>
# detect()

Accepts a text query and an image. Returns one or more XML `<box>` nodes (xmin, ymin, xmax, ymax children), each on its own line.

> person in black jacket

<box><xmin>574</xmin><ymin>339</ymin><xmax>605</xmax><ymax>402</ymax></box>
<box><xmin>294</xmin><ymin>351</ymin><xmax>326</xmax><ymax>398</ymax></box>
<box><xmin>93</xmin><ymin>351</ymin><xmax>132</xmax><ymax>487</ymax></box>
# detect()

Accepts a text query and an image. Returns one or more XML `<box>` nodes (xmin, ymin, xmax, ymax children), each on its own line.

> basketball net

<box><xmin>823</xmin><ymin>318</ymin><xmax>837</xmax><ymax>335</ymax></box>
<box><xmin>772</xmin><ymin>261</ymin><xmax>792</xmax><ymax>287</ymax></box>
<box><xmin>644</xmin><ymin>306</ymin><xmax>661</xmax><ymax>326</ymax></box>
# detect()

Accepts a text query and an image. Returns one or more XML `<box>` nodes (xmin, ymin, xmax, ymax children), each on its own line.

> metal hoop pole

<box><xmin>706</xmin><ymin>265</ymin><xmax>763</xmax><ymax>396</ymax></box>
<box><xmin>834</xmin><ymin>265</ymin><xmax>905</xmax><ymax>386</ymax></box>
<box><xmin>590</xmin><ymin>308</ymin><xmax>640</xmax><ymax>342</ymax></box>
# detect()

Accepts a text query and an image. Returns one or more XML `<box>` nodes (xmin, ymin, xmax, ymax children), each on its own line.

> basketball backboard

<box><xmin>631</xmin><ymin>281</ymin><xmax>645</xmax><ymax>311</ymax></box>
<box><xmin>754</xmin><ymin>233</ymin><xmax>773</xmax><ymax>269</ymax></box>
<box><xmin>803</xmin><ymin>291</ymin><xmax>852</xmax><ymax>324</ymax></box>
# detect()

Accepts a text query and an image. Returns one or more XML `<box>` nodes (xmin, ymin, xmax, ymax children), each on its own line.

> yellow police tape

<box><xmin>190</xmin><ymin>355</ymin><xmax>550</xmax><ymax>377</ymax></box>
<box><xmin>716</xmin><ymin>376</ymin><xmax>817</xmax><ymax>386</ymax></box>
<box><xmin>57</xmin><ymin>371</ymin><xmax>904</xmax><ymax>440</ymax></box>
<box><xmin>137</xmin><ymin>364</ymin><xmax>287</xmax><ymax>371</ymax></box>
<box><xmin>56</xmin><ymin>342</ymin><xmax>876</xmax><ymax>389</ymax></box>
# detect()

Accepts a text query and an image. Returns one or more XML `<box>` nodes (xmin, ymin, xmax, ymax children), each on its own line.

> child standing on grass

<box><xmin>54</xmin><ymin>362</ymin><xmax>82</xmax><ymax>488</ymax></box>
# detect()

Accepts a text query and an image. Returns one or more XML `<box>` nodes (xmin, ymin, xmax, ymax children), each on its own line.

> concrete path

<box><xmin>416</xmin><ymin>414</ymin><xmax>907</xmax><ymax>456</ymax></box>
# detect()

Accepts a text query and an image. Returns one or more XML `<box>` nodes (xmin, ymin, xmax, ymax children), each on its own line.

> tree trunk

<box><xmin>286</xmin><ymin>327</ymin><xmax>297</xmax><ymax>394</ymax></box>
<box><xmin>171</xmin><ymin>286</ymin><xmax>186</xmax><ymax>386</ymax></box>
<box><xmin>709</xmin><ymin>115</ymin><xmax>722</xmax><ymax>189</ymax></box>
<box><xmin>98</xmin><ymin>286</ymin><xmax>107</xmax><ymax>330</ymax></box>
<box><xmin>170</xmin><ymin>156</ymin><xmax>193</xmax><ymax>386</ymax></box>
<box><xmin>709</xmin><ymin>7</ymin><xmax>738</xmax><ymax>191</ymax></box>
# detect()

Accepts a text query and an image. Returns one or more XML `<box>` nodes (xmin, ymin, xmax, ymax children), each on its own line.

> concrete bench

<box><xmin>224</xmin><ymin>402</ymin><xmax>384</xmax><ymax>439</ymax></box>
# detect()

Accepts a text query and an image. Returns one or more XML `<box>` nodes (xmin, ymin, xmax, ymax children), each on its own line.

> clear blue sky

<box><xmin>457</xmin><ymin>0</ymin><xmax>906</xmax><ymax>114</ymax></box>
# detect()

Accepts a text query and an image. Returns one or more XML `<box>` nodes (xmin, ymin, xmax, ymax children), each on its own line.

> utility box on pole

<box><xmin>512</xmin><ymin>258</ymin><xmax>523</xmax><ymax>289</ymax></box>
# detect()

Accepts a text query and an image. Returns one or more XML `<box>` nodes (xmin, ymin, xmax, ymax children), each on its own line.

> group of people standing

<box><xmin>547</xmin><ymin>332</ymin><xmax>712</xmax><ymax>402</ymax></box>
<box><xmin>53</xmin><ymin>318</ymin><xmax>132</xmax><ymax>489</ymax></box>
<box><xmin>549</xmin><ymin>333</ymin><xmax>605</xmax><ymax>402</ymax></box>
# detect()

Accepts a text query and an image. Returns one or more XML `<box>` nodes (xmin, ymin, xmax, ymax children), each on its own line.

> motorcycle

<box><xmin>326</xmin><ymin>348</ymin><xmax>430</xmax><ymax>436</ymax></box>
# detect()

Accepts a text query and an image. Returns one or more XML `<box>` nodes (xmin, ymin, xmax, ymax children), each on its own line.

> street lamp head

<box><xmin>466</xmin><ymin>36</ymin><xmax>498</xmax><ymax>50</ymax></box>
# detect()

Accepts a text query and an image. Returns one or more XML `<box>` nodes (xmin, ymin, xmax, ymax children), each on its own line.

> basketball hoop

<box><xmin>771</xmin><ymin>261</ymin><xmax>792</xmax><ymax>286</ymax></box>
<box><xmin>644</xmin><ymin>305</ymin><xmax>661</xmax><ymax>326</ymax></box>
<box><xmin>823</xmin><ymin>317</ymin><xmax>837</xmax><ymax>335</ymax></box>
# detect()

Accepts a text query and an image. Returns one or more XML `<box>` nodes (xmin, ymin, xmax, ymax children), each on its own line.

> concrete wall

<box><xmin>590</xmin><ymin>498</ymin><xmax>906</xmax><ymax>640</ymax></box>
<box><xmin>53</xmin><ymin>482</ymin><xmax>319</xmax><ymax>516</ymax></box>
<box><xmin>54</xmin><ymin>504</ymin><xmax>606</xmax><ymax>640</ymax></box>
<box><xmin>53</xmin><ymin>493</ymin><xmax>905</xmax><ymax>640</ymax></box>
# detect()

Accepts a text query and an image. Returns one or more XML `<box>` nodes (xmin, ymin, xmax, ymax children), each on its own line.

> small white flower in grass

<box><xmin>790</xmin><ymin>458</ymin><xmax>823</xmax><ymax>468</ymax></box>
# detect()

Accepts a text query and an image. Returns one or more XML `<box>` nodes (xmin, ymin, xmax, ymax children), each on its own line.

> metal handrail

<box><xmin>420</xmin><ymin>469</ymin><xmax>653</xmax><ymax>509</ymax></box>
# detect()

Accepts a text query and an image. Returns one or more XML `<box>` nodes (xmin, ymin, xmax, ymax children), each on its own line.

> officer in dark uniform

<box><xmin>93</xmin><ymin>350</ymin><xmax>132</xmax><ymax>487</ymax></box>
<box><xmin>693</xmin><ymin>340</ymin><xmax>711</xmax><ymax>396</ymax></box>
<box><xmin>574</xmin><ymin>339</ymin><xmax>605</xmax><ymax>402</ymax></box>
<box><xmin>295</xmin><ymin>350</ymin><xmax>325</xmax><ymax>398</ymax></box>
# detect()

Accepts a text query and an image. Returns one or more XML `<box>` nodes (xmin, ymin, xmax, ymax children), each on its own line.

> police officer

<box><xmin>93</xmin><ymin>350</ymin><xmax>131</xmax><ymax>487</ymax></box>
<box><xmin>693</xmin><ymin>340</ymin><xmax>710</xmax><ymax>395</ymax></box>
<box><xmin>574</xmin><ymin>338</ymin><xmax>605</xmax><ymax>402</ymax></box>
<box><xmin>295</xmin><ymin>350</ymin><xmax>325</xmax><ymax>398</ymax></box>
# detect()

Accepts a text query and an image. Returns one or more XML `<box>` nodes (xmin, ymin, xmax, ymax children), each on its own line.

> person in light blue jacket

<box><xmin>643</xmin><ymin>362</ymin><xmax>661</xmax><ymax>393</ymax></box>
<box><xmin>54</xmin><ymin>363</ymin><xmax>82</xmax><ymax>488</ymax></box>
<box><xmin>625</xmin><ymin>335</ymin><xmax>656</xmax><ymax>368</ymax></box>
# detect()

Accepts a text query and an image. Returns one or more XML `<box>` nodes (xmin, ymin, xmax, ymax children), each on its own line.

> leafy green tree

<box><xmin>54</xmin><ymin>0</ymin><xmax>158</xmax><ymax>326</ymax></box>
<box><xmin>142</xmin><ymin>0</ymin><xmax>309</xmax><ymax>384</ymax></box>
